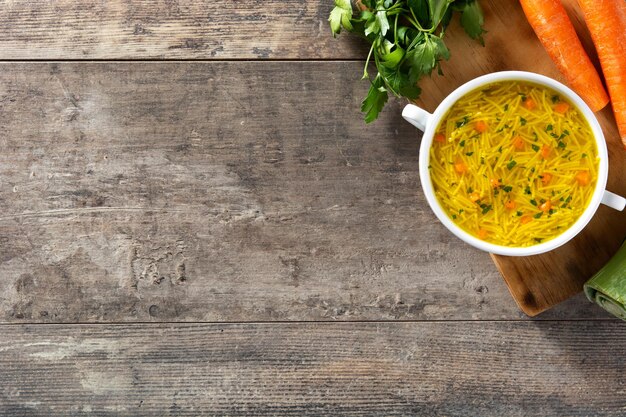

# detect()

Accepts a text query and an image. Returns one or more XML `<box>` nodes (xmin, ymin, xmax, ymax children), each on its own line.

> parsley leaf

<box><xmin>406</xmin><ymin>34</ymin><xmax>450</xmax><ymax>79</ymax></box>
<box><xmin>460</xmin><ymin>1</ymin><xmax>486</xmax><ymax>45</ymax></box>
<box><xmin>361</xmin><ymin>75</ymin><xmax>389</xmax><ymax>123</ymax></box>
<box><xmin>429</xmin><ymin>0</ymin><xmax>455</xmax><ymax>29</ymax></box>
<box><xmin>329</xmin><ymin>0</ymin><xmax>353</xmax><ymax>36</ymax></box>
<box><xmin>376</xmin><ymin>9</ymin><xmax>390</xmax><ymax>36</ymax></box>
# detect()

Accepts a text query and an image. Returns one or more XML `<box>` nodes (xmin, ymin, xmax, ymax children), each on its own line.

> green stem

<box><xmin>362</xmin><ymin>43</ymin><xmax>375</xmax><ymax>79</ymax></box>
<box><xmin>394</xmin><ymin>13</ymin><xmax>399</xmax><ymax>44</ymax></box>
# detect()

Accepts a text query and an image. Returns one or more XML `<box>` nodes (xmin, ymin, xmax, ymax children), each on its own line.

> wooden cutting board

<box><xmin>415</xmin><ymin>0</ymin><xmax>626</xmax><ymax>316</ymax></box>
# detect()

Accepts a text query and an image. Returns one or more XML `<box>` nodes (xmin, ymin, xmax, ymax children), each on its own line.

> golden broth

<box><xmin>430</xmin><ymin>81</ymin><xmax>598</xmax><ymax>247</ymax></box>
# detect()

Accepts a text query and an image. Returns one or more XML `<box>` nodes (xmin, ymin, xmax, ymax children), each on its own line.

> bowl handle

<box><xmin>602</xmin><ymin>190</ymin><xmax>626</xmax><ymax>211</ymax></box>
<box><xmin>402</xmin><ymin>104</ymin><xmax>432</xmax><ymax>132</ymax></box>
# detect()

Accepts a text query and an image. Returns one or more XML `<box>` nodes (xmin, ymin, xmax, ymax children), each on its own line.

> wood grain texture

<box><xmin>0</xmin><ymin>62</ymin><xmax>607</xmax><ymax>322</ymax></box>
<box><xmin>410</xmin><ymin>0</ymin><xmax>626</xmax><ymax>316</ymax></box>
<box><xmin>0</xmin><ymin>322</ymin><xmax>625</xmax><ymax>416</ymax></box>
<box><xmin>0</xmin><ymin>0</ymin><xmax>365</xmax><ymax>59</ymax></box>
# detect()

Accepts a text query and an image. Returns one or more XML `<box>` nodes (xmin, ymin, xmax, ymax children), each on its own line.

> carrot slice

<box><xmin>490</xmin><ymin>178</ymin><xmax>502</xmax><ymax>188</ymax></box>
<box><xmin>454</xmin><ymin>160</ymin><xmax>468</xmax><ymax>174</ymax></box>
<box><xmin>519</xmin><ymin>0</ymin><xmax>609</xmax><ymax>112</ymax></box>
<box><xmin>539</xmin><ymin>200</ymin><xmax>552</xmax><ymax>212</ymax></box>
<box><xmin>576</xmin><ymin>171</ymin><xmax>591</xmax><ymax>186</ymax></box>
<box><xmin>523</xmin><ymin>98</ymin><xmax>537</xmax><ymax>110</ymax></box>
<box><xmin>474</xmin><ymin>120</ymin><xmax>488</xmax><ymax>133</ymax></box>
<box><xmin>512</xmin><ymin>135</ymin><xmax>525</xmax><ymax>150</ymax></box>
<box><xmin>505</xmin><ymin>200</ymin><xmax>516</xmax><ymax>210</ymax></box>
<box><xmin>477</xmin><ymin>228</ymin><xmax>488</xmax><ymax>239</ymax></box>
<box><xmin>541</xmin><ymin>145</ymin><xmax>551</xmax><ymax>159</ymax></box>
<box><xmin>520</xmin><ymin>215</ymin><xmax>533</xmax><ymax>224</ymax></box>
<box><xmin>540</xmin><ymin>173</ymin><xmax>552</xmax><ymax>185</ymax></box>
<box><xmin>577</xmin><ymin>0</ymin><xmax>626</xmax><ymax>148</ymax></box>
<box><xmin>434</xmin><ymin>133</ymin><xmax>446</xmax><ymax>143</ymax></box>
<box><xmin>554</xmin><ymin>102</ymin><xmax>570</xmax><ymax>114</ymax></box>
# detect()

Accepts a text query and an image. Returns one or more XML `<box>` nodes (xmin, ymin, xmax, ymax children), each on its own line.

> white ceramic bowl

<box><xmin>402</xmin><ymin>71</ymin><xmax>625</xmax><ymax>256</ymax></box>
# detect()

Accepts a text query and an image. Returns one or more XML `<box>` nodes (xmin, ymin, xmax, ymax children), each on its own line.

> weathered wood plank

<box><xmin>0</xmin><ymin>322</ymin><xmax>624</xmax><ymax>416</ymax></box>
<box><xmin>0</xmin><ymin>0</ymin><xmax>365</xmax><ymax>59</ymax></box>
<box><xmin>0</xmin><ymin>62</ymin><xmax>607</xmax><ymax>322</ymax></box>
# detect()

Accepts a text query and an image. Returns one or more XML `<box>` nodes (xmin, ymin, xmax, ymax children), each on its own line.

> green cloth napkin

<box><xmin>584</xmin><ymin>240</ymin><xmax>626</xmax><ymax>321</ymax></box>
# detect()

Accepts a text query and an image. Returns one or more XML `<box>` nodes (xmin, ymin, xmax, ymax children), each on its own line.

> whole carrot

<box><xmin>519</xmin><ymin>0</ymin><xmax>609</xmax><ymax>112</ymax></box>
<box><xmin>577</xmin><ymin>0</ymin><xmax>626</xmax><ymax>149</ymax></box>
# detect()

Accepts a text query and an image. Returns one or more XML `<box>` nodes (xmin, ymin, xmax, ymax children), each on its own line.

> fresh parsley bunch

<box><xmin>330</xmin><ymin>0</ymin><xmax>486</xmax><ymax>122</ymax></box>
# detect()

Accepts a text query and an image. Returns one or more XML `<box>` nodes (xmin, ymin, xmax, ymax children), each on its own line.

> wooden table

<box><xmin>0</xmin><ymin>1</ymin><xmax>624</xmax><ymax>415</ymax></box>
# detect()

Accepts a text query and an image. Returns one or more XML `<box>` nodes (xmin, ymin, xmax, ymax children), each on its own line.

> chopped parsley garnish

<box><xmin>456</xmin><ymin>116</ymin><xmax>470</xmax><ymax>128</ymax></box>
<box><xmin>506</xmin><ymin>160</ymin><xmax>517</xmax><ymax>170</ymax></box>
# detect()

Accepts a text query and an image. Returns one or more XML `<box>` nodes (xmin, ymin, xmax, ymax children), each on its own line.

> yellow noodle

<box><xmin>429</xmin><ymin>81</ymin><xmax>598</xmax><ymax>247</ymax></box>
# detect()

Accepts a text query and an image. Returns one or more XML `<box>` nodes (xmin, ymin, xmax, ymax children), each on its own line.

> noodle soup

<box><xmin>429</xmin><ymin>81</ymin><xmax>599</xmax><ymax>247</ymax></box>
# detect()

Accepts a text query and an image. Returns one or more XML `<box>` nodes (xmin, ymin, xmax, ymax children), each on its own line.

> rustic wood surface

<box><xmin>0</xmin><ymin>62</ymin><xmax>606</xmax><ymax>322</ymax></box>
<box><xmin>1</xmin><ymin>322</ymin><xmax>625</xmax><ymax>416</ymax></box>
<box><xmin>0</xmin><ymin>0</ymin><xmax>624</xmax><ymax>415</ymax></box>
<box><xmin>0</xmin><ymin>0</ymin><xmax>367</xmax><ymax>60</ymax></box>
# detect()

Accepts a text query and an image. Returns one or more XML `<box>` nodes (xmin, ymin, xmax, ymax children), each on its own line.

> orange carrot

<box><xmin>454</xmin><ymin>159</ymin><xmax>468</xmax><ymax>174</ymax></box>
<box><xmin>541</xmin><ymin>145</ymin><xmax>551</xmax><ymax>159</ymax></box>
<box><xmin>553</xmin><ymin>102</ymin><xmax>570</xmax><ymax>114</ymax></box>
<box><xmin>434</xmin><ymin>133</ymin><xmax>446</xmax><ymax>143</ymax></box>
<box><xmin>505</xmin><ymin>200</ymin><xmax>516</xmax><ymax>210</ymax></box>
<box><xmin>520</xmin><ymin>215</ymin><xmax>533</xmax><ymax>225</ymax></box>
<box><xmin>489</xmin><ymin>178</ymin><xmax>502</xmax><ymax>188</ymax></box>
<box><xmin>577</xmin><ymin>0</ymin><xmax>626</xmax><ymax>148</ymax></box>
<box><xmin>540</xmin><ymin>173</ymin><xmax>552</xmax><ymax>185</ymax></box>
<box><xmin>539</xmin><ymin>200</ymin><xmax>552</xmax><ymax>212</ymax></box>
<box><xmin>474</xmin><ymin>120</ymin><xmax>488</xmax><ymax>133</ymax></box>
<box><xmin>576</xmin><ymin>171</ymin><xmax>591</xmax><ymax>186</ymax></box>
<box><xmin>519</xmin><ymin>0</ymin><xmax>609</xmax><ymax>112</ymax></box>
<box><xmin>512</xmin><ymin>135</ymin><xmax>525</xmax><ymax>150</ymax></box>
<box><xmin>469</xmin><ymin>192</ymin><xmax>481</xmax><ymax>202</ymax></box>
<box><xmin>523</xmin><ymin>98</ymin><xmax>537</xmax><ymax>110</ymax></box>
